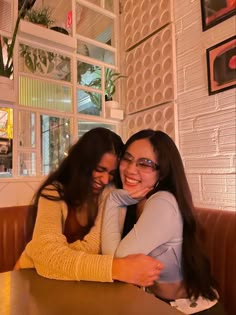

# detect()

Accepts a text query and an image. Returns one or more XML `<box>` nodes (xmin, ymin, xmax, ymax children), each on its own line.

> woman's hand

<box><xmin>112</xmin><ymin>254</ymin><xmax>164</xmax><ymax>287</ymax></box>
<box><xmin>125</xmin><ymin>187</ymin><xmax>152</xmax><ymax>200</ymax></box>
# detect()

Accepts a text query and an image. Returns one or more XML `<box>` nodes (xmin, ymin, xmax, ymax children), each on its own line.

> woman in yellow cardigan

<box><xmin>17</xmin><ymin>127</ymin><xmax>163</xmax><ymax>285</ymax></box>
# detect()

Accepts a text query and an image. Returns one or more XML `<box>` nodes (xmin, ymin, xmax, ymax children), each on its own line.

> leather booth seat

<box><xmin>0</xmin><ymin>205</ymin><xmax>235</xmax><ymax>315</ymax></box>
<box><xmin>0</xmin><ymin>205</ymin><xmax>31</xmax><ymax>272</ymax></box>
<box><xmin>195</xmin><ymin>208</ymin><xmax>236</xmax><ymax>315</ymax></box>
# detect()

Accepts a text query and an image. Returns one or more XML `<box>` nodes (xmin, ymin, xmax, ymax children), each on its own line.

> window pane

<box><xmin>77</xmin><ymin>40</ymin><xmax>115</xmax><ymax>65</ymax></box>
<box><xmin>105</xmin><ymin>0</ymin><xmax>114</xmax><ymax>12</ymax></box>
<box><xmin>0</xmin><ymin>0</ymin><xmax>12</xmax><ymax>33</ymax></box>
<box><xmin>77</xmin><ymin>62</ymin><xmax>101</xmax><ymax>86</ymax></box>
<box><xmin>76</xmin><ymin>3</ymin><xmax>114</xmax><ymax>46</ymax></box>
<box><xmin>41</xmin><ymin>115</ymin><xmax>71</xmax><ymax>175</ymax></box>
<box><xmin>78</xmin><ymin>120</ymin><xmax>116</xmax><ymax>137</ymax></box>
<box><xmin>18</xmin><ymin>152</ymin><xmax>36</xmax><ymax>176</ymax></box>
<box><xmin>19</xmin><ymin>76</ymin><xmax>72</xmax><ymax>112</ymax></box>
<box><xmin>0</xmin><ymin>107</ymin><xmax>13</xmax><ymax>177</ymax></box>
<box><xmin>18</xmin><ymin>111</ymin><xmax>36</xmax><ymax>148</ymax></box>
<box><xmin>19</xmin><ymin>44</ymin><xmax>71</xmax><ymax>82</ymax></box>
<box><xmin>77</xmin><ymin>89</ymin><xmax>101</xmax><ymax>116</ymax></box>
<box><xmin>0</xmin><ymin>107</ymin><xmax>13</xmax><ymax>138</ymax></box>
<box><xmin>0</xmin><ymin>138</ymin><xmax>12</xmax><ymax>177</ymax></box>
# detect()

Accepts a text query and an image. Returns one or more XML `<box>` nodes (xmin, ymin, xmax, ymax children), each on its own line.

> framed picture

<box><xmin>200</xmin><ymin>0</ymin><xmax>236</xmax><ymax>31</ymax></box>
<box><xmin>206</xmin><ymin>35</ymin><xmax>236</xmax><ymax>95</ymax></box>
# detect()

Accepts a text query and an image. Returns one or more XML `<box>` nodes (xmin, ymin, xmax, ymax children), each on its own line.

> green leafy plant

<box><xmin>84</xmin><ymin>68</ymin><xmax>126</xmax><ymax>102</ymax></box>
<box><xmin>84</xmin><ymin>91</ymin><xmax>101</xmax><ymax>109</ymax></box>
<box><xmin>19</xmin><ymin>44</ymin><xmax>71</xmax><ymax>81</ymax></box>
<box><xmin>104</xmin><ymin>68</ymin><xmax>126</xmax><ymax>101</ymax></box>
<box><xmin>0</xmin><ymin>0</ymin><xmax>28</xmax><ymax>78</ymax></box>
<box><xmin>24</xmin><ymin>6</ymin><xmax>54</xmax><ymax>27</ymax></box>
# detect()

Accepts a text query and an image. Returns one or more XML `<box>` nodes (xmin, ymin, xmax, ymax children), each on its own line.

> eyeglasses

<box><xmin>120</xmin><ymin>153</ymin><xmax>160</xmax><ymax>173</ymax></box>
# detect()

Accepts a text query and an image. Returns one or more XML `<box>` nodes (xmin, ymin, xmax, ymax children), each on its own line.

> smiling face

<box><xmin>92</xmin><ymin>152</ymin><xmax>118</xmax><ymax>194</ymax></box>
<box><xmin>119</xmin><ymin>139</ymin><xmax>159</xmax><ymax>191</ymax></box>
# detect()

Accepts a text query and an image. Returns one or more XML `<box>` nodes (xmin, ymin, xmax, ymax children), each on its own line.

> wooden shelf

<box><xmin>18</xmin><ymin>20</ymin><xmax>76</xmax><ymax>53</ymax></box>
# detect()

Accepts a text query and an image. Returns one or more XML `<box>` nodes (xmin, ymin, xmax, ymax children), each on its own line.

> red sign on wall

<box><xmin>66</xmin><ymin>10</ymin><xmax>72</xmax><ymax>28</ymax></box>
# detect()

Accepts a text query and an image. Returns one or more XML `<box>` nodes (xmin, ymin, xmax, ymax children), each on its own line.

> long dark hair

<box><xmin>120</xmin><ymin>129</ymin><xmax>217</xmax><ymax>300</ymax></box>
<box><xmin>28</xmin><ymin>127</ymin><xmax>123</xmax><ymax>237</ymax></box>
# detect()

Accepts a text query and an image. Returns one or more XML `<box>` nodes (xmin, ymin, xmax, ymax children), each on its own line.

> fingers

<box><xmin>156</xmin><ymin>261</ymin><xmax>164</xmax><ymax>271</ymax></box>
<box><xmin>118</xmin><ymin>254</ymin><xmax>164</xmax><ymax>287</ymax></box>
<box><xmin>139</xmin><ymin>261</ymin><xmax>163</xmax><ymax>286</ymax></box>
<box><xmin>139</xmin><ymin>275</ymin><xmax>157</xmax><ymax>287</ymax></box>
<box><xmin>128</xmin><ymin>187</ymin><xmax>151</xmax><ymax>199</ymax></box>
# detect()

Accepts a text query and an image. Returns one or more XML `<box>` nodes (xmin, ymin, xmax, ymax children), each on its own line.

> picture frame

<box><xmin>200</xmin><ymin>0</ymin><xmax>236</xmax><ymax>31</ymax></box>
<box><xmin>0</xmin><ymin>137</ymin><xmax>11</xmax><ymax>155</ymax></box>
<box><xmin>206</xmin><ymin>35</ymin><xmax>236</xmax><ymax>95</ymax></box>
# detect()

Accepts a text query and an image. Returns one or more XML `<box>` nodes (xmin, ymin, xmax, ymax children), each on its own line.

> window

<box><xmin>41</xmin><ymin>115</ymin><xmax>71</xmax><ymax>175</ymax></box>
<box><xmin>0</xmin><ymin>107</ymin><xmax>13</xmax><ymax>177</ymax></box>
<box><xmin>0</xmin><ymin>0</ymin><xmax>121</xmax><ymax>178</ymax></box>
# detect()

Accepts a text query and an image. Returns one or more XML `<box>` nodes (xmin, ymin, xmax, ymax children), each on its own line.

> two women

<box><xmin>17</xmin><ymin>127</ymin><xmax>162</xmax><ymax>286</ymax></box>
<box><xmin>102</xmin><ymin>129</ymin><xmax>225</xmax><ymax>314</ymax></box>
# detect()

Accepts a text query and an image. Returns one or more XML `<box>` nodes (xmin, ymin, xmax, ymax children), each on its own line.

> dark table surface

<box><xmin>0</xmin><ymin>269</ymin><xmax>183</xmax><ymax>315</ymax></box>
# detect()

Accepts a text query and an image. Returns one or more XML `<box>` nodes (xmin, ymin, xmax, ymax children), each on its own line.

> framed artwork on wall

<box><xmin>206</xmin><ymin>35</ymin><xmax>236</xmax><ymax>95</ymax></box>
<box><xmin>200</xmin><ymin>0</ymin><xmax>236</xmax><ymax>31</ymax></box>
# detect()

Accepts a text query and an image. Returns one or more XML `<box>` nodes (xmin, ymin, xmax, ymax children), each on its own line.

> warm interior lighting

<box><xmin>0</xmin><ymin>108</ymin><xmax>13</xmax><ymax>139</ymax></box>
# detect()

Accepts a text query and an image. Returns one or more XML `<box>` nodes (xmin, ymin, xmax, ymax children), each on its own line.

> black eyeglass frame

<box><xmin>120</xmin><ymin>153</ymin><xmax>160</xmax><ymax>172</ymax></box>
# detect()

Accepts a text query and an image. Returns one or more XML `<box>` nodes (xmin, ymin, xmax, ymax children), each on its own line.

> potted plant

<box><xmin>82</xmin><ymin>68</ymin><xmax>126</xmax><ymax>119</ymax></box>
<box><xmin>83</xmin><ymin>68</ymin><xmax>126</xmax><ymax>105</ymax></box>
<box><xmin>24</xmin><ymin>6</ymin><xmax>54</xmax><ymax>28</ymax></box>
<box><xmin>104</xmin><ymin>68</ymin><xmax>126</xmax><ymax>102</ymax></box>
<box><xmin>0</xmin><ymin>0</ymin><xmax>29</xmax><ymax>79</ymax></box>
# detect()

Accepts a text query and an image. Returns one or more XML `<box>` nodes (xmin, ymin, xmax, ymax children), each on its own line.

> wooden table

<box><xmin>0</xmin><ymin>269</ymin><xmax>183</xmax><ymax>315</ymax></box>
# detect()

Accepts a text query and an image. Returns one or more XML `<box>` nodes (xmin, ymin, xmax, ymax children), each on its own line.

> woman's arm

<box><xmin>102</xmin><ymin>190</ymin><xmax>182</xmax><ymax>257</ymax></box>
<box><xmin>102</xmin><ymin>189</ymin><xmax>138</xmax><ymax>254</ymax></box>
<box><xmin>19</xmin><ymin>186</ymin><xmax>163</xmax><ymax>285</ymax></box>
<box><xmin>19</xmin><ymin>186</ymin><xmax>113</xmax><ymax>281</ymax></box>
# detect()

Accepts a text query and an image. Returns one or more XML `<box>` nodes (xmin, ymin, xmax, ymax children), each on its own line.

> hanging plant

<box><xmin>0</xmin><ymin>0</ymin><xmax>29</xmax><ymax>78</ymax></box>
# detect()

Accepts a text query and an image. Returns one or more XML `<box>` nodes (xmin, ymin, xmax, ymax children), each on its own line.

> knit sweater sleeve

<box><xmin>19</xmin><ymin>185</ymin><xmax>113</xmax><ymax>282</ymax></box>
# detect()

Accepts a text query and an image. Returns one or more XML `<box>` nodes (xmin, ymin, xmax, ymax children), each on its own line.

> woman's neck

<box><xmin>76</xmin><ymin>194</ymin><xmax>99</xmax><ymax>226</ymax></box>
<box><xmin>76</xmin><ymin>204</ymin><xmax>89</xmax><ymax>227</ymax></box>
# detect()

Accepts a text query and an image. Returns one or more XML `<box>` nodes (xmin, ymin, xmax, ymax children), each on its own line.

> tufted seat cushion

<box><xmin>0</xmin><ymin>205</ymin><xmax>235</xmax><ymax>315</ymax></box>
<box><xmin>0</xmin><ymin>205</ymin><xmax>31</xmax><ymax>273</ymax></box>
<box><xmin>195</xmin><ymin>208</ymin><xmax>236</xmax><ymax>315</ymax></box>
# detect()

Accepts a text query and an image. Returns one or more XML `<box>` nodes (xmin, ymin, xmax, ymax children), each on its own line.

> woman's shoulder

<box><xmin>39</xmin><ymin>182</ymin><xmax>68</xmax><ymax>219</ymax></box>
<box><xmin>150</xmin><ymin>190</ymin><xmax>175</xmax><ymax>201</ymax></box>
<box><xmin>148</xmin><ymin>190</ymin><xmax>179</xmax><ymax>211</ymax></box>
<box><xmin>100</xmin><ymin>184</ymin><xmax>116</xmax><ymax>199</ymax></box>
<box><xmin>41</xmin><ymin>182</ymin><xmax>63</xmax><ymax>198</ymax></box>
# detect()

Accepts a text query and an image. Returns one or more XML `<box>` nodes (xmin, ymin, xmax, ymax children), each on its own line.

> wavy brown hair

<box><xmin>27</xmin><ymin>127</ymin><xmax>124</xmax><ymax>239</ymax></box>
<box><xmin>120</xmin><ymin>129</ymin><xmax>217</xmax><ymax>301</ymax></box>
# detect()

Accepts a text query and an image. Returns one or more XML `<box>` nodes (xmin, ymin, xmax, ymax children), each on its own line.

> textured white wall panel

<box><xmin>124</xmin><ymin>102</ymin><xmax>175</xmax><ymax>142</ymax></box>
<box><xmin>174</xmin><ymin>0</ymin><xmax>236</xmax><ymax>210</ymax></box>
<box><xmin>123</xmin><ymin>0</ymin><xmax>173</xmax><ymax>50</ymax></box>
<box><xmin>122</xmin><ymin>0</ymin><xmax>176</xmax><ymax>143</ymax></box>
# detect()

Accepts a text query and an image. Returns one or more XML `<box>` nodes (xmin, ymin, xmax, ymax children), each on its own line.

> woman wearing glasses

<box><xmin>102</xmin><ymin>129</ymin><xmax>225</xmax><ymax>315</ymax></box>
<box><xmin>16</xmin><ymin>128</ymin><xmax>163</xmax><ymax>286</ymax></box>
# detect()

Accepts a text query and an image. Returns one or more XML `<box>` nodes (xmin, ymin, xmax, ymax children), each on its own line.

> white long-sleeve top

<box><xmin>102</xmin><ymin>189</ymin><xmax>183</xmax><ymax>283</ymax></box>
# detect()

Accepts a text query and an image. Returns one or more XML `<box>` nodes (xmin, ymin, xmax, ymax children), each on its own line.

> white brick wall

<box><xmin>174</xmin><ymin>0</ymin><xmax>236</xmax><ymax>210</ymax></box>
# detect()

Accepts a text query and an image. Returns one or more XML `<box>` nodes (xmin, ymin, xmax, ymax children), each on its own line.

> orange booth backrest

<box><xmin>195</xmin><ymin>207</ymin><xmax>236</xmax><ymax>315</ymax></box>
